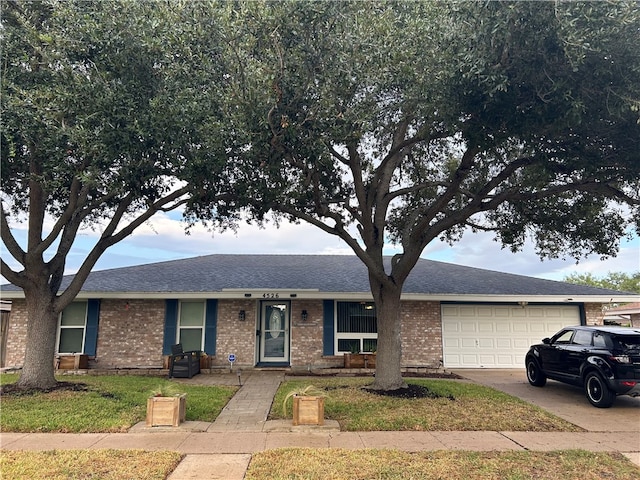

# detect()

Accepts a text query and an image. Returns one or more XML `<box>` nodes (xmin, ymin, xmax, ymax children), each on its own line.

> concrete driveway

<box><xmin>452</xmin><ymin>369</ymin><xmax>640</xmax><ymax>433</ymax></box>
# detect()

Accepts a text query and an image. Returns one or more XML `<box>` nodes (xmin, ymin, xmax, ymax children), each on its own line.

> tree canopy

<box><xmin>209</xmin><ymin>0</ymin><xmax>640</xmax><ymax>388</ymax></box>
<box><xmin>0</xmin><ymin>0</ymin><xmax>242</xmax><ymax>388</ymax></box>
<box><xmin>2</xmin><ymin>1</ymin><xmax>639</xmax><ymax>391</ymax></box>
<box><xmin>564</xmin><ymin>272</ymin><xmax>640</xmax><ymax>294</ymax></box>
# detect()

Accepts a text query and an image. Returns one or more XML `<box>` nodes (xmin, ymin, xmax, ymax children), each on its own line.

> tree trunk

<box><xmin>370</xmin><ymin>281</ymin><xmax>407</xmax><ymax>391</ymax></box>
<box><xmin>16</xmin><ymin>289</ymin><xmax>59</xmax><ymax>390</ymax></box>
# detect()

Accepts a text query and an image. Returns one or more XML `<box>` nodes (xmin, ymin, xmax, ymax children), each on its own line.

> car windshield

<box><xmin>612</xmin><ymin>335</ymin><xmax>640</xmax><ymax>352</ymax></box>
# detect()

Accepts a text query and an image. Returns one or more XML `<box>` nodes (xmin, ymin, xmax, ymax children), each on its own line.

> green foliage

<box><xmin>201</xmin><ymin>0</ymin><xmax>640</xmax><ymax>389</ymax></box>
<box><xmin>563</xmin><ymin>272</ymin><xmax>640</xmax><ymax>294</ymax></box>
<box><xmin>0</xmin><ymin>374</ymin><xmax>237</xmax><ymax>432</ymax></box>
<box><xmin>1</xmin><ymin>0</ymin><xmax>249</xmax><ymax>389</ymax></box>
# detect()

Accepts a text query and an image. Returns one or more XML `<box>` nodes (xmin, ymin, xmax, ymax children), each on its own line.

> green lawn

<box><xmin>273</xmin><ymin>377</ymin><xmax>582</xmax><ymax>431</ymax></box>
<box><xmin>0</xmin><ymin>374</ymin><xmax>237</xmax><ymax>433</ymax></box>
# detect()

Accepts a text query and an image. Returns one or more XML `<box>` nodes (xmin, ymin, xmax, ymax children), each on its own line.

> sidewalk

<box><xmin>1</xmin><ymin>371</ymin><xmax>639</xmax><ymax>480</ymax></box>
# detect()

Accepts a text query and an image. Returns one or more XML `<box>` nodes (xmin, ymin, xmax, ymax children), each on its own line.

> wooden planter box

<box><xmin>200</xmin><ymin>355</ymin><xmax>211</xmax><ymax>370</ymax></box>
<box><xmin>292</xmin><ymin>395</ymin><xmax>325</xmax><ymax>426</ymax></box>
<box><xmin>344</xmin><ymin>353</ymin><xmax>376</xmax><ymax>369</ymax></box>
<box><xmin>55</xmin><ymin>354</ymin><xmax>88</xmax><ymax>370</ymax></box>
<box><xmin>146</xmin><ymin>394</ymin><xmax>186</xmax><ymax>427</ymax></box>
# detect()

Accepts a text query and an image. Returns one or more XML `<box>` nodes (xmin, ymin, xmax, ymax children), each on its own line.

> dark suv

<box><xmin>525</xmin><ymin>325</ymin><xmax>640</xmax><ymax>408</ymax></box>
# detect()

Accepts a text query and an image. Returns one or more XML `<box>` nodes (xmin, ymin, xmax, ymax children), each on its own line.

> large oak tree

<box><xmin>217</xmin><ymin>1</ymin><xmax>640</xmax><ymax>389</ymax></box>
<box><xmin>1</xmin><ymin>1</ymin><xmax>242</xmax><ymax>389</ymax></box>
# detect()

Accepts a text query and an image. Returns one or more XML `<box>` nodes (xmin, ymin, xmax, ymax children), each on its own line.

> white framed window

<box><xmin>57</xmin><ymin>301</ymin><xmax>87</xmax><ymax>354</ymax></box>
<box><xmin>335</xmin><ymin>301</ymin><xmax>377</xmax><ymax>354</ymax></box>
<box><xmin>178</xmin><ymin>301</ymin><xmax>205</xmax><ymax>351</ymax></box>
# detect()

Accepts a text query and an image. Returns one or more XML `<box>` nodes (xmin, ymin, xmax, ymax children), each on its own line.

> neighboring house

<box><xmin>604</xmin><ymin>302</ymin><xmax>640</xmax><ymax>327</ymax></box>
<box><xmin>1</xmin><ymin>255</ymin><xmax>638</xmax><ymax>371</ymax></box>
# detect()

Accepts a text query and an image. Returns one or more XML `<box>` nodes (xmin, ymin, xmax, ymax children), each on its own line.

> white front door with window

<box><xmin>259</xmin><ymin>301</ymin><xmax>290</xmax><ymax>364</ymax></box>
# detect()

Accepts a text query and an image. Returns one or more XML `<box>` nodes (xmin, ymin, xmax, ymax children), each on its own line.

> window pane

<box><xmin>363</xmin><ymin>338</ymin><xmax>378</xmax><ymax>353</ymax></box>
<box><xmin>573</xmin><ymin>330</ymin><xmax>592</xmax><ymax>346</ymax></box>
<box><xmin>59</xmin><ymin>328</ymin><xmax>84</xmax><ymax>353</ymax></box>
<box><xmin>338</xmin><ymin>339</ymin><xmax>361</xmax><ymax>353</ymax></box>
<box><xmin>61</xmin><ymin>302</ymin><xmax>87</xmax><ymax>327</ymax></box>
<box><xmin>337</xmin><ymin>302</ymin><xmax>377</xmax><ymax>333</ymax></box>
<box><xmin>180</xmin><ymin>329</ymin><xmax>202</xmax><ymax>351</ymax></box>
<box><xmin>180</xmin><ymin>302</ymin><xmax>204</xmax><ymax>327</ymax></box>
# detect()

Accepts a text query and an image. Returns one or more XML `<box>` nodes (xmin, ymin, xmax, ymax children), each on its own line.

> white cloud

<box><xmin>3</xmin><ymin>210</ymin><xmax>639</xmax><ymax>282</ymax></box>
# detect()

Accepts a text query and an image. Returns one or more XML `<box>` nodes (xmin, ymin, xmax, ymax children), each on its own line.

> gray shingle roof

<box><xmin>2</xmin><ymin>254</ymin><xmax>633</xmax><ymax>297</ymax></box>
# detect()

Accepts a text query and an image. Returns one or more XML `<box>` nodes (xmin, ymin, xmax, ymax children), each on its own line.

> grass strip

<box><xmin>246</xmin><ymin>449</ymin><xmax>640</xmax><ymax>480</ymax></box>
<box><xmin>0</xmin><ymin>450</ymin><xmax>183</xmax><ymax>480</ymax></box>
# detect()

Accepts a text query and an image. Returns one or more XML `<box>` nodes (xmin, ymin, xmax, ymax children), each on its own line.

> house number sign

<box><xmin>262</xmin><ymin>293</ymin><xmax>280</xmax><ymax>298</ymax></box>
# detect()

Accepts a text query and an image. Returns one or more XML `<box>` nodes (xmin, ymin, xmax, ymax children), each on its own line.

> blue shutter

<box><xmin>323</xmin><ymin>300</ymin><xmax>335</xmax><ymax>355</ymax></box>
<box><xmin>204</xmin><ymin>299</ymin><xmax>218</xmax><ymax>355</ymax></box>
<box><xmin>163</xmin><ymin>300</ymin><xmax>179</xmax><ymax>355</ymax></box>
<box><xmin>84</xmin><ymin>299</ymin><xmax>100</xmax><ymax>356</ymax></box>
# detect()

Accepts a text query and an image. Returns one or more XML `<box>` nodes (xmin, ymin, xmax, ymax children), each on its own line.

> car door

<box><xmin>540</xmin><ymin>329</ymin><xmax>575</xmax><ymax>378</ymax></box>
<box><xmin>564</xmin><ymin>329</ymin><xmax>593</xmax><ymax>382</ymax></box>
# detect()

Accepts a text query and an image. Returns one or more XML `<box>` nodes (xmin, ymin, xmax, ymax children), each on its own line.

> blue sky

<box><xmin>5</xmin><ymin>210</ymin><xmax>634</xmax><ymax>283</ymax></box>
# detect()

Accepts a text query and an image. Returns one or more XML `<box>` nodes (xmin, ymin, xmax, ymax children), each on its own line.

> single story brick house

<box><xmin>2</xmin><ymin>254</ymin><xmax>638</xmax><ymax>372</ymax></box>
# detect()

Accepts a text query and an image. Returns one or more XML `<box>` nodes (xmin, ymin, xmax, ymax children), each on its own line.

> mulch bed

<box><xmin>363</xmin><ymin>383</ymin><xmax>455</xmax><ymax>400</ymax></box>
<box><xmin>0</xmin><ymin>381</ymin><xmax>90</xmax><ymax>397</ymax></box>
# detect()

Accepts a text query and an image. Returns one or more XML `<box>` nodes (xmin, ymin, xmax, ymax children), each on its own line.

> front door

<box><xmin>259</xmin><ymin>301</ymin><xmax>290</xmax><ymax>364</ymax></box>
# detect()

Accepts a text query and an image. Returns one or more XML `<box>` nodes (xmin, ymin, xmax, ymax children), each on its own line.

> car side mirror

<box><xmin>542</xmin><ymin>338</ymin><xmax>551</xmax><ymax>344</ymax></box>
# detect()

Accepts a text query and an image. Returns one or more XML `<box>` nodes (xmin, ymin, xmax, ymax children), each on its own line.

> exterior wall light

<box><xmin>301</xmin><ymin>310</ymin><xmax>308</xmax><ymax>321</ymax></box>
<box><xmin>239</xmin><ymin>310</ymin><xmax>246</xmax><ymax>321</ymax></box>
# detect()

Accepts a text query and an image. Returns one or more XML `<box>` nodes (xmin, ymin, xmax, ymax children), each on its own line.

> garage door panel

<box><xmin>497</xmin><ymin>355</ymin><xmax>515</xmax><ymax>366</ymax></box>
<box><xmin>460</xmin><ymin>323</ymin><xmax>477</xmax><ymax>333</ymax></box>
<box><xmin>443</xmin><ymin>321</ymin><xmax>462</xmax><ymax>333</ymax></box>
<box><xmin>512</xmin><ymin>323</ymin><xmax>529</xmax><ymax>333</ymax></box>
<box><xmin>462</xmin><ymin>354</ymin><xmax>478</xmax><ymax>365</ymax></box>
<box><xmin>513</xmin><ymin>338</ymin><xmax>530</xmax><ymax>348</ymax></box>
<box><xmin>495</xmin><ymin>322</ymin><xmax>511</xmax><ymax>333</ymax></box>
<box><xmin>442</xmin><ymin>304</ymin><xmax>579</xmax><ymax>368</ymax></box>
<box><xmin>461</xmin><ymin>338</ymin><xmax>476</xmax><ymax>348</ymax></box>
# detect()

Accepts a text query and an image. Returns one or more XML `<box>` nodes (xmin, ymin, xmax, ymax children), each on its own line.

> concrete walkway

<box><xmin>1</xmin><ymin>370</ymin><xmax>639</xmax><ymax>480</ymax></box>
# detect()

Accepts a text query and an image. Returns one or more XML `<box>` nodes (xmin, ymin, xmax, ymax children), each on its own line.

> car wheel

<box><xmin>584</xmin><ymin>371</ymin><xmax>615</xmax><ymax>408</ymax></box>
<box><xmin>526</xmin><ymin>357</ymin><xmax>547</xmax><ymax>387</ymax></box>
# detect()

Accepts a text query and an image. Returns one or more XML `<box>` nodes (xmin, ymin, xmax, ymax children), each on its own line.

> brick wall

<box><xmin>214</xmin><ymin>299</ymin><xmax>257</xmax><ymax>367</ymax></box>
<box><xmin>584</xmin><ymin>303</ymin><xmax>605</xmax><ymax>326</ymax></box>
<box><xmin>289</xmin><ymin>300</ymin><xmax>326</xmax><ymax>367</ymax></box>
<box><xmin>4</xmin><ymin>299</ymin><xmax>27</xmax><ymax>368</ymax></box>
<box><xmin>95</xmin><ymin>299</ymin><xmax>165</xmax><ymax>368</ymax></box>
<box><xmin>400</xmin><ymin>300</ymin><xmax>443</xmax><ymax>368</ymax></box>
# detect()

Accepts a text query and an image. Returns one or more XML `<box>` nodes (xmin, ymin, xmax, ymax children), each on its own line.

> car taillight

<box><xmin>609</xmin><ymin>355</ymin><xmax>631</xmax><ymax>364</ymax></box>
<box><xmin>621</xmin><ymin>381</ymin><xmax>637</xmax><ymax>387</ymax></box>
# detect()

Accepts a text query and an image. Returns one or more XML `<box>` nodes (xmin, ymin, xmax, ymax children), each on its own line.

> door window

<box><xmin>261</xmin><ymin>302</ymin><xmax>289</xmax><ymax>362</ymax></box>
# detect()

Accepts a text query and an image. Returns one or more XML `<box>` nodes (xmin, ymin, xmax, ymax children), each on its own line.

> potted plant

<box><xmin>146</xmin><ymin>383</ymin><xmax>186</xmax><ymax>427</ymax></box>
<box><xmin>344</xmin><ymin>345</ymin><xmax>376</xmax><ymax>369</ymax></box>
<box><xmin>282</xmin><ymin>385</ymin><xmax>326</xmax><ymax>426</ymax></box>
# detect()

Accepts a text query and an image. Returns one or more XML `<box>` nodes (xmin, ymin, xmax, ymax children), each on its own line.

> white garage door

<box><xmin>441</xmin><ymin>304</ymin><xmax>580</xmax><ymax>368</ymax></box>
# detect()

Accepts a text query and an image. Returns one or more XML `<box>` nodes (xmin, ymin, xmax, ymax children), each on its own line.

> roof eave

<box><xmin>2</xmin><ymin>289</ymin><xmax>638</xmax><ymax>304</ymax></box>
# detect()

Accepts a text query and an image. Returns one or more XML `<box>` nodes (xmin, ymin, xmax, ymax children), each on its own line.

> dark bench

<box><xmin>168</xmin><ymin>343</ymin><xmax>201</xmax><ymax>378</ymax></box>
